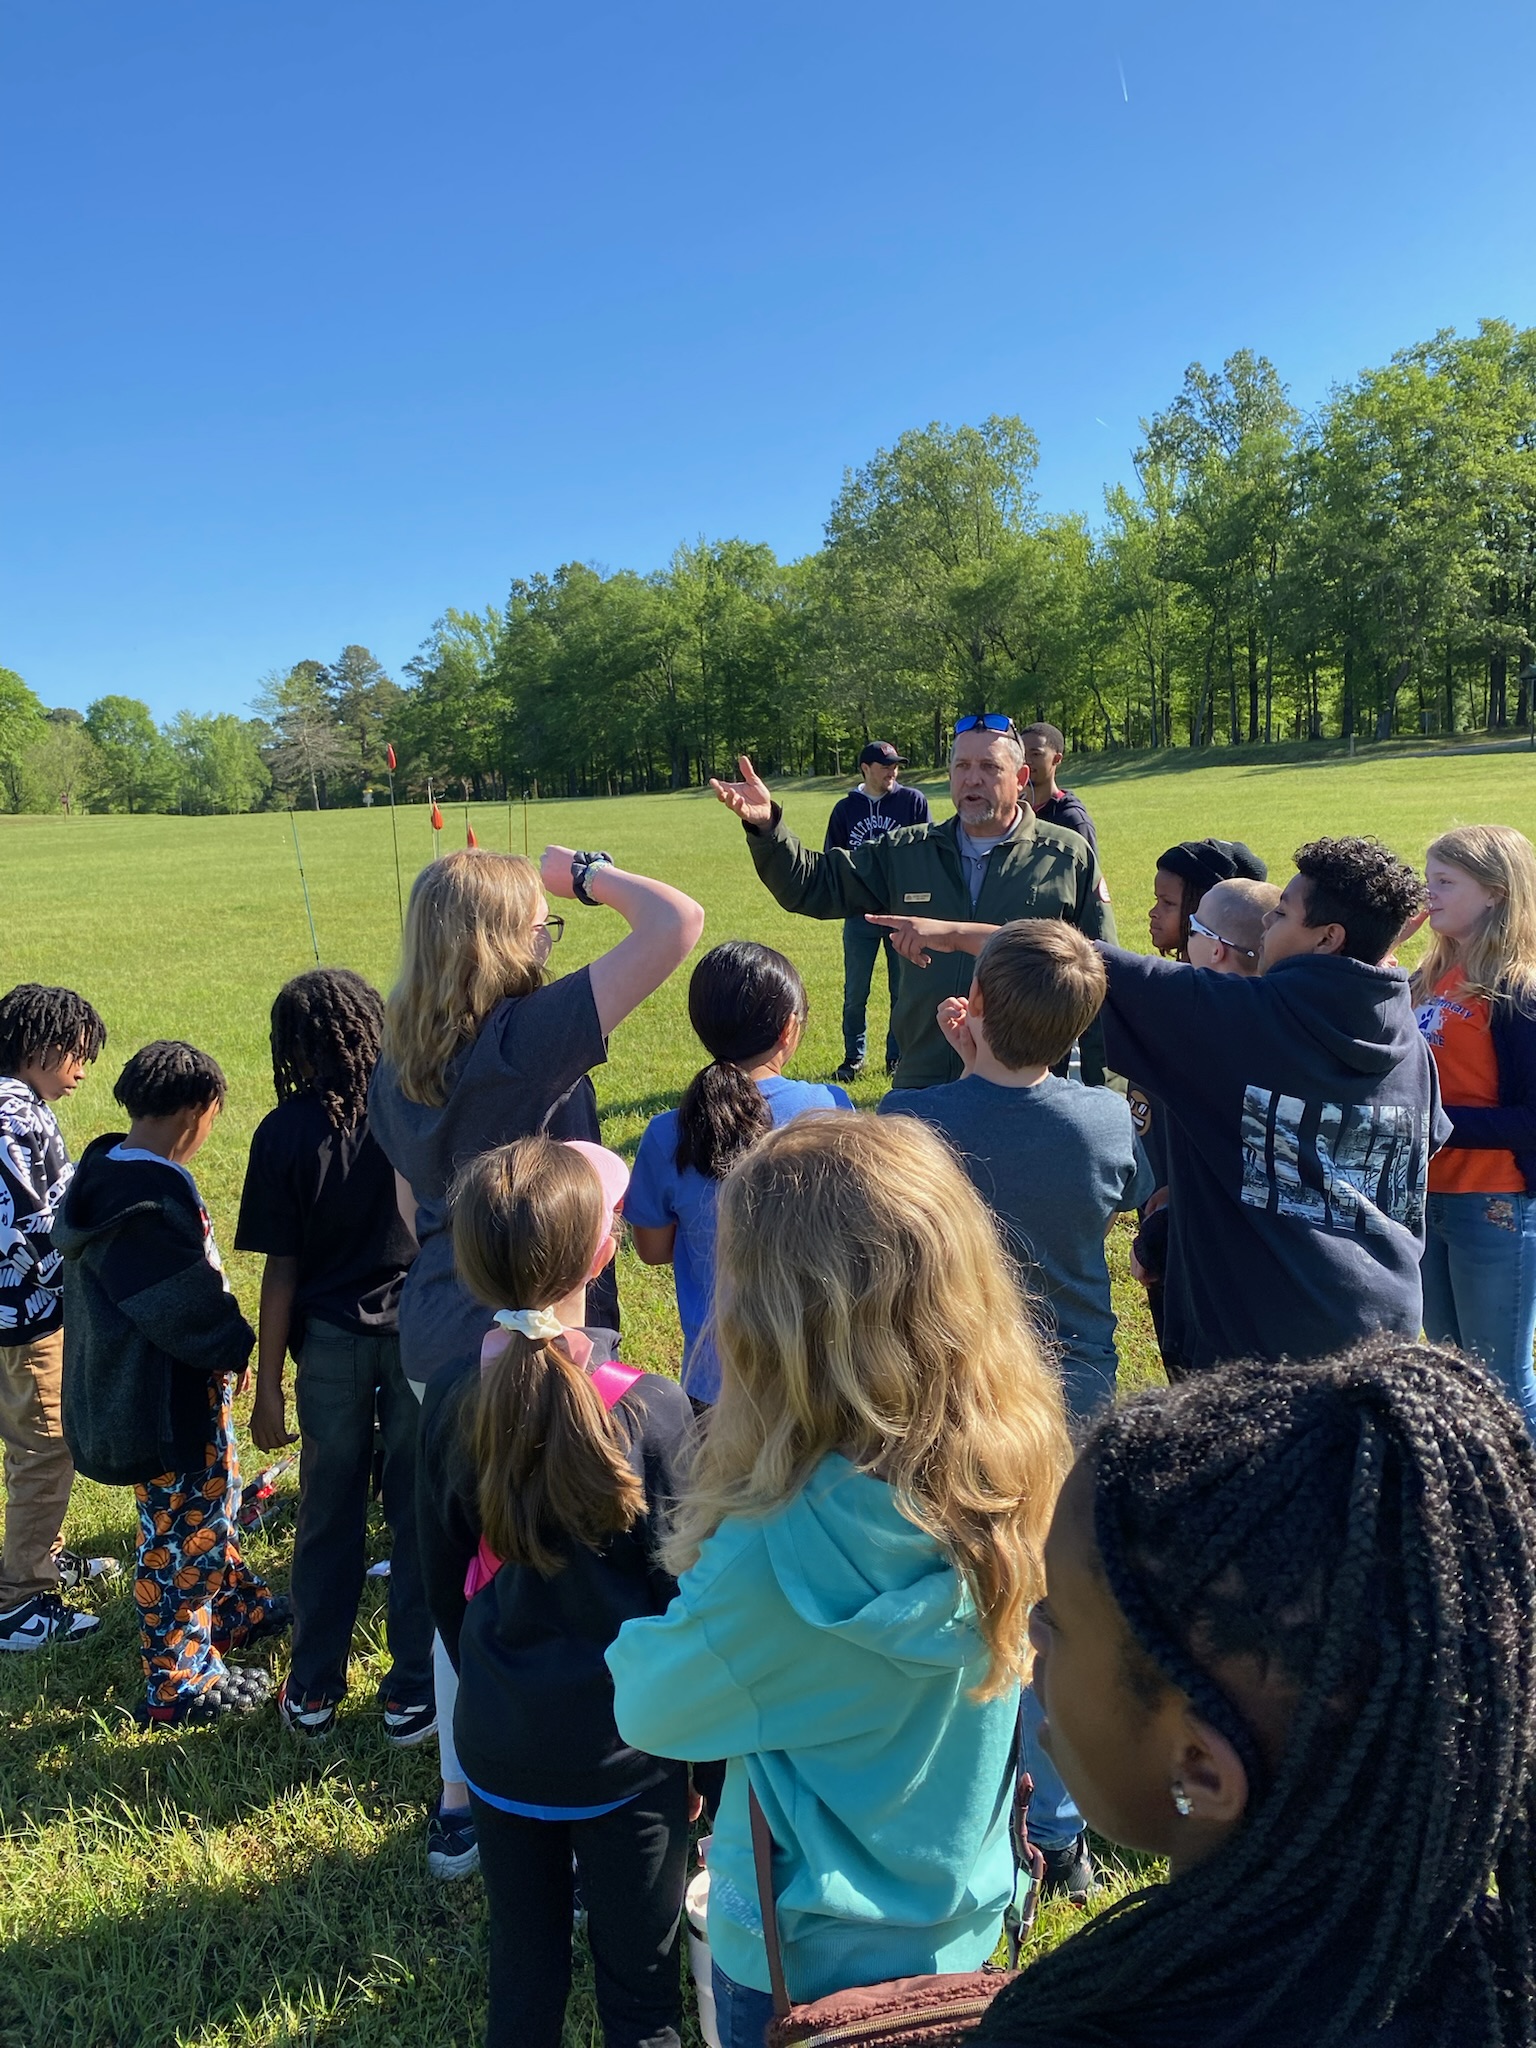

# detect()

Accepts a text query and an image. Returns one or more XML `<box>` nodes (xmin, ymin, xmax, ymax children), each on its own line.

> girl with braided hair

<box><xmin>234</xmin><ymin>969</ymin><xmax>429</xmax><ymax>1748</ymax></box>
<box><xmin>978</xmin><ymin>1335</ymin><xmax>1536</xmax><ymax>2048</ymax></box>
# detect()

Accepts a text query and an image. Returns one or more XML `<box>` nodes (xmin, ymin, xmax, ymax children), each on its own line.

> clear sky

<box><xmin>3</xmin><ymin>0</ymin><xmax>1533</xmax><ymax>721</ymax></box>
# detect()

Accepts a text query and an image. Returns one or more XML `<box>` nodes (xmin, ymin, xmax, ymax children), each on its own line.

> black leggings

<box><xmin>468</xmin><ymin>1768</ymin><xmax>689</xmax><ymax>2048</ymax></box>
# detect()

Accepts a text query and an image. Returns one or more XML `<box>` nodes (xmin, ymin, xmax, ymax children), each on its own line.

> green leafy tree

<box><xmin>167</xmin><ymin>712</ymin><xmax>270</xmax><ymax>814</ymax></box>
<box><xmin>84</xmin><ymin>694</ymin><xmax>174</xmax><ymax>813</ymax></box>
<box><xmin>0</xmin><ymin>668</ymin><xmax>48</xmax><ymax>811</ymax></box>
<box><xmin>327</xmin><ymin>644</ymin><xmax>405</xmax><ymax>796</ymax></box>
<box><xmin>19</xmin><ymin>713</ymin><xmax>102</xmax><ymax>814</ymax></box>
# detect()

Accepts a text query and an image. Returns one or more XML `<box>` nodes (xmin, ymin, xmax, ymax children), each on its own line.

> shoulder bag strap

<box><xmin>747</xmin><ymin>1783</ymin><xmax>793</xmax><ymax>2019</ymax></box>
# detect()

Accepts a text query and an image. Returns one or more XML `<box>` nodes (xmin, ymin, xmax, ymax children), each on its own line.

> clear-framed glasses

<box><xmin>533</xmin><ymin>914</ymin><xmax>565</xmax><ymax>947</ymax></box>
<box><xmin>954</xmin><ymin>712</ymin><xmax>1018</xmax><ymax>737</ymax></box>
<box><xmin>1188</xmin><ymin>912</ymin><xmax>1256</xmax><ymax>959</ymax></box>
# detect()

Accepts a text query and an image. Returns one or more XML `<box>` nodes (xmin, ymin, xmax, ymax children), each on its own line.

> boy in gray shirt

<box><xmin>878</xmin><ymin>918</ymin><xmax>1150</xmax><ymax>1424</ymax></box>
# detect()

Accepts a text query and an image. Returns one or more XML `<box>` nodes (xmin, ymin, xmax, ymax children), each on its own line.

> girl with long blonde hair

<box><xmin>416</xmin><ymin>1136</ymin><xmax>698</xmax><ymax>2048</ymax></box>
<box><xmin>1412</xmin><ymin>824</ymin><xmax>1536</xmax><ymax>1428</ymax></box>
<box><xmin>608</xmin><ymin>1112</ymin><xmax>1072</xmax><ymax>2044</ymax></box>
<box><xmin>369</xmin><ymin>842</ymin><xmax>703</xmax><ymax>1878</ymax></box>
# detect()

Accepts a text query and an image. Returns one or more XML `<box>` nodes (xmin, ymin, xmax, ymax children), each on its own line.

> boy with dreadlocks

<box><xmin>977</xmin><ymin>1335</ymin><xmax>1536</xmax><ymax>2048</ymax></box>
<box><xmin>0</xmin><ymin>983</ymin><xmax>113</xmax><ymax>1652</ymax></box>
<box><xmin>235</xmin><ymin>968</ymin><xmax>429</xmax><ymax>1745</ymax></box>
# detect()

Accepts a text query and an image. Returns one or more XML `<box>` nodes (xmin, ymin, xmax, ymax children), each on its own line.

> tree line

<box><xmin>4</xmin><ymin>318</ymin><xmax>1534</xmax><ymax>814</ymax></box>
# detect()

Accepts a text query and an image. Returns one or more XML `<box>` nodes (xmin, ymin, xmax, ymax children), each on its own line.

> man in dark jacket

<box><xmin>1021</xmin><ymin>723</ymin><xmax>1098</xmax><ymax>856</ymax></box>
<box><xmin>1099</xmin><ymin>838</ymin><xmax>1449</xmax><ymax>1371</ymax></box>
<box><xmin>57</xmin><ymin>1041</ymin><xmax>285</xmax><ymax>1725</ymax></box>
<box><xmin>712</xmin><ymin>721</ymin><xmax>1115</xmax><ymax>1088</ymax></box>
<box><xmin>824</xmin><ymin>741</ymin><xmax>932</xmax><ymax>1081</ymax></box>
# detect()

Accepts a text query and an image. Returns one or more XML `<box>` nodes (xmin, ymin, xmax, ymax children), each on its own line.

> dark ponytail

<box><xmin>676</xmin><ymin>941</ymin><xmax>808</xmax><ymax>1180</ymax></box>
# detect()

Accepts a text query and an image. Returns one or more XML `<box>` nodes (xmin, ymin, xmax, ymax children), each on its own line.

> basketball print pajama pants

<box><xmin>132</xmin><ymin>1378</ymin><xmax>280</xmax><ymax>1713</ymax></box>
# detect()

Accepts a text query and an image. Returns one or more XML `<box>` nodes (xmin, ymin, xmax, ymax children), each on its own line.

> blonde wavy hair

<box><xmin>382</xmin><ymin>851</ymin><xmax>546</xmax><ymax>1105</ymax></box>
<box><xmin>664</xmin><ymin>1112</ymin><xmax>1072</xmax><ymax>1697</ymax></box>
<box><xmin>1411</xmin><ymin>826</ymin><xmax>1536</xmax><ymax>1012</ymax></box>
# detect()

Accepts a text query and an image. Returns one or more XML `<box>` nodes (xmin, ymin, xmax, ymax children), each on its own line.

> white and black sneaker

<box><xmin>0</xmin><ymin>1592</ymin><xmax>102</xmax><ymax>1651</ymax></box>
<box><xmin>382</xmin><ymin>1699</ymin><xmax>437</xmax><ymax>1749</ymax></box>
<box><xmin>55</xmin><ymin>1549</ymin><xmax>122</xmax><ymax>1590</ymax></box>
<box><xmin>277</xmin><ymin>1679</ymin><xmax>338</xmax><ymax>1740</ymax></box>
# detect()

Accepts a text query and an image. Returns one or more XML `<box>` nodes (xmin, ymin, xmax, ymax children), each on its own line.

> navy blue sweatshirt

<box><xmin>1098</xmin><ymin>949</ymin><xmax>1449</xmax><ymax>1373</ymax></box>
<box><xmin>823</xmin><ymin>782</ymin><xmax>931</xmax><ymax>856</ymax></box>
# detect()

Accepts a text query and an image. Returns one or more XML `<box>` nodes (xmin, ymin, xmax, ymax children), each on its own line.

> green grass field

<box><xmin>2</xmin><ymin>742</ymin><xmax>1532</xmax><ymax>2046</ymax></box>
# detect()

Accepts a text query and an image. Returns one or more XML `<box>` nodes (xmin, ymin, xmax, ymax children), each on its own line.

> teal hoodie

<box><xmin>606</xmin><ymin>1454</ymin><xmax>1019</xmax><ymax>2002</ymax></box>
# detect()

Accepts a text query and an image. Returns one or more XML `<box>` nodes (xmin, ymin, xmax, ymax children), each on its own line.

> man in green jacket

<box><xmin>711</xmin><ymin>720</ymin><xmax>1116</xmax><ymax>1088</ymax></box>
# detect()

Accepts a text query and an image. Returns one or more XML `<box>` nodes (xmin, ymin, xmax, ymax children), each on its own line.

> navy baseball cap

<box><xmin>859</xmin><ymin>741</ymin><xmax>905</xmax><ymax>766</ymax></box>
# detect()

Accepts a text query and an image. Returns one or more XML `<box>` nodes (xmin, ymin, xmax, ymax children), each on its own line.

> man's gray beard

<box><xmin>958</xmin><ymin>799</ymin><xmax>1000</xmax><ymax>826</ymax></box>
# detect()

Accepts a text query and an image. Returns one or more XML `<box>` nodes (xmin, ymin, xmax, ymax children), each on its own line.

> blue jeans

<box><xmin>289</xmin><ymin>1320</ymin><xmax>433</xmax><ymax>1706</ymax></box>
<box><xmin>1421</xmin><ymin>1189</ymin><xmax>1536</xmax><ymax>1435</ymax></box>
<box><xmin>711</xmin><ymin>1963</ymin><xmax>777</xmax><ymax>2048</ymax></box>
<box><xmin>1020</xmin><ymin>1683</ymin><xmax>1082</xmax><ymax>1852</ymax></box>
<box><xmin>841</xmin><ymin>918</ymin><xmax>900</xmax><ymax>1071</ymax></box>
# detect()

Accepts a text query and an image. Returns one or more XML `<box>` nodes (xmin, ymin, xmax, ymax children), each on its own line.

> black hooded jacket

<box><xmin>1099</xmin><ymin>948</ymin><xmax>1450</xmax><ymax>1372</ymax></box>
<box><xmin>55</xmin><ymin>1133</ymin><xmax>254</xmax><ymax>1485</ymax></box>
<box><xmin>417</xmin><ymin>1332</ymin><xmax>697</xmax><ymax>1809</ymax></box>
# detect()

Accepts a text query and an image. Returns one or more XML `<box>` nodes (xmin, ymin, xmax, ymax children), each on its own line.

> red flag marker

<box><xmin>467</xmin><ymin>824</ymin><xmax>479</xmax><ymax>848</ymax></box>
<box><xmin>385</xmin><ymin>743</ymin><xmax>397</xmax><ymax>772</ymax></box>
<box><xmin>431</xmin><ymin>802</ymin><xmax>445</xmax><ymax>833</ymax></box>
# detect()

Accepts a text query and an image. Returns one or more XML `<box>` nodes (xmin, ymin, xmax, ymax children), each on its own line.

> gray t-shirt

<box><xmin>878</xmin><ymin>1073</ymin><xmax>1152</xmax><ymax>1422</ymax></box>
<box><xmin>368</xmin><ymin>967</ymin><xmax>607</xmax><ymax>1384</ymax></box>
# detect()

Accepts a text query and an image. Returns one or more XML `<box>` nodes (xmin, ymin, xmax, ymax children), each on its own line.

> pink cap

<box><xmin>562</xmin><ymin>1139</ymin><xmax>629</xmax><ymax>1241</ymax></box>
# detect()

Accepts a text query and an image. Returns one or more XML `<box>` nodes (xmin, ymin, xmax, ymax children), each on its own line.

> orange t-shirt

<box><xmin>1419</xmin><ymin>969</ymin><xmax>1523</xmax><ymax>1194</ymax></box>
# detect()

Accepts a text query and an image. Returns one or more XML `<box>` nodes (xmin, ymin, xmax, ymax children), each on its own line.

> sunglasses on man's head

<box><xmin>1188</xmin><ymin>913</ymin><xmax>1257</xmax><ymax>959</ymax></box>
<box><xmin>954</xmin><ymin>713</ymin><xmax>1018</xmax><ymax>737</ymax></box>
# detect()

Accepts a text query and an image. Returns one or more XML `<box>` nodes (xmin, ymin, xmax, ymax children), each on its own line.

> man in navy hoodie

<box><xmin>1097</xmin><ymin>838</ymin><xmax>1448</xmax><ymax>1373</ymax></box>
<box><xmin>823</xmin><ymin>741</ymin><xmax>931</xmax><ymax>1081</ymax></box>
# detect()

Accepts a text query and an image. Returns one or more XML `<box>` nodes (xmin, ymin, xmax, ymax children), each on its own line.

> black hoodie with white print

<box><xmin>1098</xmin><ymin>948</ymin><xmax>1450</xmax><ymax>1373</ymax></box>
<box><xmin>0</xmin><ymin>1078</ymin><xmax>73</xmax><ymax>1344</ymax></box>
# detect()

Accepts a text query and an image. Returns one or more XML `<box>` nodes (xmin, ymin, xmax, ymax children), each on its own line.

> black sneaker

<box><xmin>135</xmin><ymin>1668</ymin><xmax>274</xmax><ymax>1728</ymax></box>
<box><xmin>382</xmin><ymin>1698</ymin><xmax>437</xmax><ymax>1749</ymax></box>
<box><xmin>833</xmin><ymin>1060</ymin><xmax>865</xmax><ymax>1084</ymax></box>
<box><xmin>1039</xmin><ymin>1830</ymin><xmax>1097</xmax><ymax>1904</ymax></box>
<box><xmin>213</xmin><ymin>1595</ymin><xmax>293</xmax><ymax>1655</ymax></box>
<box><xmin>426</xmin><ymin>1798</ymin><xmax>479</xmax><ymax>1880</ymax></box>
<box><xmin>0</xmin><ymin>1592</ymin><xmax>102</xmax><ymax>1651</ymax></box>
<box><xmin>55</xmin><ymin>1548</ymin><xmax>122</xmax><ymax>1589</ymax></box>
<box><xmin>277</xmin><ymin>1678</ymin><xmax>338</xmax><ymax>1740</ymax></box>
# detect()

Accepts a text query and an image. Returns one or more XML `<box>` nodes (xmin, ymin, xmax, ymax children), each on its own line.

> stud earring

<box><xmin>1171</xmin><ymin>1782</ymin><xmax>1194</xmax><ymax>1817</ymax></box>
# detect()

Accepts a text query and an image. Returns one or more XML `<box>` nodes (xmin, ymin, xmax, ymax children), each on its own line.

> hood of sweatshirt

<box><xmin>54</xmin><ymin>1132</ymin><xmax>189</xmax><ymax>1259</ymax></box>
<box><xmin>758</xmin><ymin>1456</ymin><xmax>981</xmax><ymax>1674</ymax></box>
<box><xmin>1262</xmin><ymin>953</ymin><xmax>1421</xmax><ymax>1079</ymax></box>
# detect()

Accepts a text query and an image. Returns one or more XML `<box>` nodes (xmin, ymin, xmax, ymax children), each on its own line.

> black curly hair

<box><xmin>113</xmin><ymin>1042</ymin><xmax>227</xmax><ymax>1118</ymax></box>
<box><xmin>0</xmin><ymin>984</ymin><xmax>107</xmax><ymax>1075</ymax></box>
<box><xmin>270</xmin><ymin>968</ymin><xmax>383</xmax><ymax>1129</ymax></box>
<box><xmin>979</xmin><ymin>1337</ymin><xmax>1536</xmax><ymax>2048</ymax></box>
<box><xmin>1294</xmin><ymin>836</ymin><xmax>1424</xmax><ymax>965</ymax></box>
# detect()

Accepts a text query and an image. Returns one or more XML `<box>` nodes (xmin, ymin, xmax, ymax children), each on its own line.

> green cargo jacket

<box><xmin>744</xmin><ymin>805</ymin><xmax>1117</xmax><ymax>1088</ymax></box>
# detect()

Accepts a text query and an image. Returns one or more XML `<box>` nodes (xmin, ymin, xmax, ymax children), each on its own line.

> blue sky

<box><xmin>3</xmin><ymin>0</ymin><xmax>1532</xmax><ymax>721</ymax></box>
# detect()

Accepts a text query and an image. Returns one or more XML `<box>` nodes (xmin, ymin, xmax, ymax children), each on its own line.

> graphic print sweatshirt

<box><xmin>1098</xmin><ymin>948</ymin><xmax>1450</xmax><ymax>1372</ymax></box>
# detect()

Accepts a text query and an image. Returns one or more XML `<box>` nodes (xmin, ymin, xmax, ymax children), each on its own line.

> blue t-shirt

<box><xmin>878</xmin><ymin>1074</ymin><xmax>1152</xmax><ymax>1422</ymax></box>
<box><xmin>627</xmin><ymin>1075</ymin><xmax>853</xmax><ymax>1400</ymax></box>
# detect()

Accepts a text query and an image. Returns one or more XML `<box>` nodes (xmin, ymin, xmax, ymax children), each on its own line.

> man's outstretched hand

<box><xmin>709</xmin><ymin>755</ymin><xmax>773</xmax><ymax>828</ymax></box>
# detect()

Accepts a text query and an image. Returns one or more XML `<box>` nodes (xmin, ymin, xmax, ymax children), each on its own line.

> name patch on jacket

<box><xmin>1239</xmin><ymin>1088</ymin><xmax>1429</xmax><ymax>1232</ymax></box>
<box><xmin>903</xmin><ymin>893</ymin><xmax>932</xmax><ymax>904</ymax></box>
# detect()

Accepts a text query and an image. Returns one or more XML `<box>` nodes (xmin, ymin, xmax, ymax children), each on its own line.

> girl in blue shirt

<box><xmin>627</xmin><ymin>942</ymin><xmax>851</xmax><ymax>1402</ymax></box>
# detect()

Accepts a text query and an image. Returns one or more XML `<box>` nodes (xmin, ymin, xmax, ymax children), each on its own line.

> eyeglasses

<box><xmin>954</xmin><ymin>713</ymin><xmax>1018</xmax><ymax>737</ymax></box>
<box><xmin>534</xmin><ymin>915</ymin><xmax>565</xmax><ymax>946</ymax></box>
<box><xmin>1188</xmin><ymin>913</ymin><xmax>1257</xmax><ymax>959</ymax></box>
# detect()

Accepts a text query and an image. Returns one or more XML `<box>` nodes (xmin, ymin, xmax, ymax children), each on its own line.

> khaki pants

<box><xmin>0</xmin><ymin>1328</ymin><xmax>73</xmax><ymax>1608</ymax></box>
